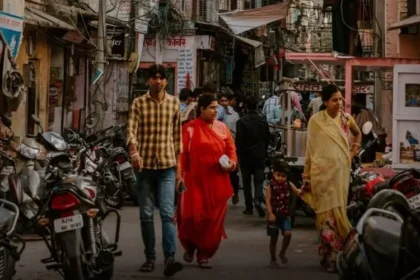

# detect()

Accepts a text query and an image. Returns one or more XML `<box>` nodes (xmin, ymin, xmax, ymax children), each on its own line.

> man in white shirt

<box><xmin>307</xmin><ymin>92</ymin><xmax>323</xmax><ymax>115</ymax></box>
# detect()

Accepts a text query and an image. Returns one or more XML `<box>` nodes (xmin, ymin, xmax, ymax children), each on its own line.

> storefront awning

<box><xmin>235</xmin><ymin>36</ymin><xmax>265</xmax><ymax>67</ymax></box>
<box><xmin>24</xmin><ymin>7</ymin><xmax>76</xmax><ymax>30</ymax></box>
<box><xmin>388</xmin><ymin>14</ymin><xmax>420</xmax><ymax>30</ymax></box>
<box><xmin>219</xmin><ymin>2</ymin><xmax>288</xmax><ymax>35</ymax></box>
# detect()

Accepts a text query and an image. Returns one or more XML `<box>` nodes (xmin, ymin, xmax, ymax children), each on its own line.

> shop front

<box><xmin>135</xmin><ymin>35</ymin><xmax>215</xmax><ymax>96</ymax></box>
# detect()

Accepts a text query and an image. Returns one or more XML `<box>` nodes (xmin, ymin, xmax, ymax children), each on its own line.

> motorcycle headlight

<box><xmin>18</xmin><ymin>143</ymin><xmax>40</xmax><ymax>160</ymax></box>
<box><xmin>50</xmin><ymin>134</ymin><xmax>67</xmax><ymax>151</ymax></box>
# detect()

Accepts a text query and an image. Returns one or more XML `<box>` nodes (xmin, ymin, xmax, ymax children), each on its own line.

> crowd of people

<box><xmin>127</xmin><ymin>64</ymin><xmax>362</xmax><ymax>276</ymax></box>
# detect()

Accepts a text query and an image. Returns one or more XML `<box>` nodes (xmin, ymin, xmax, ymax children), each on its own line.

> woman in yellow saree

<box><xmin>302</xmin><ymin>85</ymin><xmax>361</xmax><ymax>273</ymax></box>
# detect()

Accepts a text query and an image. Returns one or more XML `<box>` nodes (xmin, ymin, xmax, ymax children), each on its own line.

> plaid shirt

<box><xmin>127</xmin><ymin>91</ymin><xmax>182</xmax><ymax>170</ymax></box>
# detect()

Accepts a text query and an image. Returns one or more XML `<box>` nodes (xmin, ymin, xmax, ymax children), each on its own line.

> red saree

<box><xmin>177</xmin><ymin>117</ymin><xmax>237</xmax><ymax>260</ymax></box>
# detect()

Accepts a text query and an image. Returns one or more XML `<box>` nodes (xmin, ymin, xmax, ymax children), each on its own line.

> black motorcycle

<box><xmin>37</xmin><ymin>153</ymin><xmax>121</xmax><ymax>280</ymax></box>
<box><xmin>338</xmin><ymin>189</ymin><xmax>420</xmax><ymax>280</ymax></box>
<box><xmin>0</xmin><ymin>198</ymin><xmax>25</xmax><ymax>280</ymax></box>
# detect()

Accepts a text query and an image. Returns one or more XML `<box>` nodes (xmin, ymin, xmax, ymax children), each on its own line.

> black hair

<box><xmin>197</xmin><ymin>93</ymin><xmax>218</xmax><ymax>117</ymax></box>
<box><xmin>321</xmin><ymin>84</ymin><xmax>340</xmax><ymax>102</ymax></box>
<box><xmin>147</xmin><ymin>64</ymin><xmax>166</xmax><ymax>79</ymax></box>
<box><xmin>218</xmin><ymin>92</ymin><xmax>229</xmax><ymax>100</ymax></box>
<box><xmin>192</xmin><ymin>87</ymin><xmax>203</xmax><ymax>98</ymax></box>
<box><xmin>202</xmin><ymin>82</ymin><xmax>217</xmax><ymax>94</ymax></box>
<box><xmin>245</xmin><ymin>96</ymin><xmax>259</xmax><ymax>111</ymax></box>
<box><xmin>179</xmin><ymin>88</ymin><xmax>192</xmax><ymax>101</ymax></box>
<box><xmin>272</xmin><ymin>160</ymin><xmax>290</xmax><ymax>174</ymax></box>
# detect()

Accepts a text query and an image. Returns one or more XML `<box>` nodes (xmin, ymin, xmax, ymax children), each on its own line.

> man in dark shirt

<box><xmin>236</xmin><ymin>97</ymin><xmax>270</xmax><ymax>217</ymax></box>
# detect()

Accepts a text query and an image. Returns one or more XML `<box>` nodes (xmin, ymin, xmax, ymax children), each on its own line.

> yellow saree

<box><xmin>302</xmin><ymin>110</ymin><xmax>354</xmax><ymax>266</ymax></box>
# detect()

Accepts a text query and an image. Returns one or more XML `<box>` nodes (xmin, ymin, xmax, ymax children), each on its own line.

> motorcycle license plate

<box><xmin>118</xmin><ymin>161</ymin><xmax>131</xmax><ymax>171</ymax></box>
<box><xmin>0</xmin><ymin>166</ymin><xmax>14</xmax><ymax>175</ymax></box>
<box><xmin>408</xmin><ymin>194</ymin><xmax>420</xmax><ymax>209</ymax></box>
<box><xmin>53</xmin><ymin>214</ymin><xmax>84</xmax><ymax>233</ymax></box>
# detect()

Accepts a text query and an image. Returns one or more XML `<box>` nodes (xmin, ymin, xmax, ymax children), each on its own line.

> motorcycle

<box><xmin>338</xmin><ymin>189</ymin><xmax>420</xmax><ymax>280</ymax></box>
<box><xmin>0</xmin><ymin>199</ymin><xmax>25</xmax><ymax>280</ymax></box>
<box><xmin>37</xmin><ymin>152</ymin><xmax>122</xmax><ymax>280</ymax></box>
<box><xmin>347</xmin><ymin>121</ymin><xmax>385</xmax><ymax>224</ymax></box>
<box><xmin>0</xmin><ymin>115</ymin><xmax>44</xmax><ymax>234</ymax></box>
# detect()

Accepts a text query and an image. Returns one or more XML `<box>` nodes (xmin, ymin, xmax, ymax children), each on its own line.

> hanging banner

<box><xmin>0</xmin><ymin>11</ymin><xmax>24</xmax><ymax>58</ymax></box>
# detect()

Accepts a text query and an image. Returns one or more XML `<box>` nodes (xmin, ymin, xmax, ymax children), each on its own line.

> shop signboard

<box><xmin>106</xmin><ymin>27</ymin><xmax>125</xmax><ymax>58</ymax></box>
<box><xmin>0</xmin><ymin>11</ymin><xmax>23</xmax><ymax>58</ymax></box>
<box><xmin>293</xmin><ymin>83</ymin><xmax>374</xmax><ymax>94</ymax></box>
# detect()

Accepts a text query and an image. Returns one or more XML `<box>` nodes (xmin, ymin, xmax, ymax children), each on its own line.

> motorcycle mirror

<box><xmin>31</xmin><ymin>114</ymin><xmax>41</xmax><ymax>125</ymax></box>
<box><xmin>0</xmin><ymin>115</ymin><xmax>12</xmax><ymax>128</ymax></box>
<box><xmin>362</xmin><ymin>121</ymin><xmax>373</xmax><ymax>135</ymax></box>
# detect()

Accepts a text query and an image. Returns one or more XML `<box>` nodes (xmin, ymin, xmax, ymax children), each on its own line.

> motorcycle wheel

<box><xmin>59</xmin><ymin>230</ymin><xmax>85</xmax><ymax>280</ymax></box>
<box><xmin>125</xmin><ymin>179</ymin><xmax>139</xmax><ymax>206</ymax></box>
<box><xmin>0</xmin><ymin>245</ymin><xmax>17</xmax><ymax>280</ymax></box>
<box><xmin>104</xmin><ymin>191</ymin><xmax>125</xmax><ymax>209</ymax></box>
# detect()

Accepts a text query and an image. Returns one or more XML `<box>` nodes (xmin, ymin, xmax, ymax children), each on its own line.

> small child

<box><xmin>266</xmin><ymin>160</ymin><xmax>301</xmax><ymax>268</ymax></box>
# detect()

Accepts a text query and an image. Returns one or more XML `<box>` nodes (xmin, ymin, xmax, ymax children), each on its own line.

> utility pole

<box><xmin>94</xmin><ymin>0</ymin><xmax>107</xmax><ymax>131</ymax></box>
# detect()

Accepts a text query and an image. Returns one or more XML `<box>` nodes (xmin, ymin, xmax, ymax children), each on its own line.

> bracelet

<box><xmin>352</xmin><ymin>143</ymin><xmax>361</xmax><ymax>147</ymax></box>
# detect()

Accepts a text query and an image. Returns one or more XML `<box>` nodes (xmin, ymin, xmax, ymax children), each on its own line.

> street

<box><xmin>15</xmin><ymin>198</ymin><xmax>339</xmax><ymax>280</ymax></box>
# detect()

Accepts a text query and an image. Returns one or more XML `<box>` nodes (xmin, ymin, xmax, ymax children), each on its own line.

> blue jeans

<box><xmin>136</xmin><ymin>168</ymin><xmax>176</xmax><ymax>261</ymax></box>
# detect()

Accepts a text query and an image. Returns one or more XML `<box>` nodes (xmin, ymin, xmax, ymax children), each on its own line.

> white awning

<box><xmin>235</xmin><ymin>35</ymin><xmax>265</xmax><ymax>67</ymax></box>
<box><xmin>388</xmin><ymin>14</ymin><xmax>420</xmax><ymax>30</ymax></box>
<box><xmin>24</xmin><ymin>7</ymin><xmax>76</xmax><ymax>30</ymax></box>
<box><xmin>219</xmin><ymin>2</ymin><xmax>288</xmax><ymax>35</ymax></box>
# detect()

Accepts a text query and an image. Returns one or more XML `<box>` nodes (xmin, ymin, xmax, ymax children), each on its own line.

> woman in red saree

<box><xmin>178</xmin><ymin>93</ymin><xmax>237</xmax><ymax>269</ymax></box>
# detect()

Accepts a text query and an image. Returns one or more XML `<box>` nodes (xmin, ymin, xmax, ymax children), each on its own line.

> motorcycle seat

<box><xmin>0</xmin><ymin>207</ymin><xmax>15</xmax><ymax>232</ymax></box>
<box><xmin>363</xmin><ymin>216</ymin><xmax>402</xmax><ymax>278</ymax></box>
<box><xmin>372</xmin><ymin>179</ymin><xmax>390</xmax><ymax>194</ymax></box>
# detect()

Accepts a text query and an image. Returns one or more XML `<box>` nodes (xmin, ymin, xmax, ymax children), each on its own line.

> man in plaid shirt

<box><xmin>127</xmin><ymin>64</ymin><xmax>183</xmax><ymax>276</ymax></box>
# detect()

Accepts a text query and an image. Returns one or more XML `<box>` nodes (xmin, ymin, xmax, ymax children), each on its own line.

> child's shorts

<box><xmin>267</xmin><ymin>215</ymin><xmax>292</xmax><ymax>236</ymax></box>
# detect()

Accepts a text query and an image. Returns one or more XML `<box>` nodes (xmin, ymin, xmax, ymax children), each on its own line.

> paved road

<box><xmin>15</xmin><ymin>199</ymin><xmax>339</xmax><ymax>280</ymax></box>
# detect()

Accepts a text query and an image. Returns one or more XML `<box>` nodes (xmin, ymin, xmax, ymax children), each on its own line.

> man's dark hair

<box><xmin>147</xmin><ymin>64</ymin><xmax>166</xmax><ymax>79</ymax></box>
<box><xmin>245</xmin><ymin>96</ymin><xmax>259</xmax><ymax>111</ymax></box>
<box><xmin>202</xmin><ymin>82</ymin><xmax>217</xmax><ymax>94</ymax></box>
<box><xmin>197</xmin><ymin>93</ymin><xmax>217</xmax><ymax>117</ymax></box>
<box><xmin>218</xmin><ymin>92</ymin><xmax>229</xmax><ymax>100</ymax></box>
<box><xmin>192</xmin><ymin>87</ymin><xmax>203</xmax><ymax>98</ymax></box>
<box><xmin>179</xmin><ymin>88</ymin><xmax>192</xmax><ymax>101</ymax></box>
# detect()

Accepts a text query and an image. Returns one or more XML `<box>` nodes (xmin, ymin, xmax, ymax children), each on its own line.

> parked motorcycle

<box><xmin>0</xmin><ymin>199</ymin><xmax>26</xmax><ymax>280</ymax></box>
<box><xmin>0</xmin><ymin>115</ymin><xmax>44</xmax><ymax>234</ymax></box>
<box><xmin>37</xmin><ymin>152</ymin><xmax>122</xmax><ymax>280</ymax></box>
<box><xmin>347</xmin><ymin>121</ymin><xmax>385</xmax><ymax>224</ymax></box>
<box><xmin>338</xmin><ymin>189</ymin><xmax>420</xmax><ymax>280</ymax></box>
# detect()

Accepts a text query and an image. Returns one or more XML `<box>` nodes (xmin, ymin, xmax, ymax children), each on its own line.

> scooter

<box><xmin>338</xmin><ymin>189</ymin><xmax>420</xmax><ymax>280</ymax></box>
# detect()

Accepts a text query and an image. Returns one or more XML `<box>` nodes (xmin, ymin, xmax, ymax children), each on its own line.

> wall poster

<box><xmin>392</xmin><ymin>65</ymin><xmax>420</xmax><ymax>169</ymax></box>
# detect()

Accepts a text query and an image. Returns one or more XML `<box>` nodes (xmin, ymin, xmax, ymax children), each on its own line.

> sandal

<box><xmin>198</xmin><ymin>259</ymin><xmax>212</xmax><ymax>269</ymax></box>
<box><xmin>279</xmin><ymin>253</ymin><xmax>289</xmax><ymax>264</ymax></box>
<box><xmin>183</xmin><ymin>251</ymin><xmax>194</xmax><ymax>263</ymax></box>
<box><xmin>268</xmin><ymin>260</ymin><xmax>280</xmax><ymax>268</ymax></box>
<box><xmin>139</xmin><ymin>260</ymin><xmax>155</xmax><ymax>273</ymax></box>
<box><xmin>164</xmin><ymin>258</ymin><xmax>183</xmax><ymax>276</ymax></box>
<box><xmin>326</xmin><ymin>261</ymin><xmax>338</xmax><ymax>273</ymax></box>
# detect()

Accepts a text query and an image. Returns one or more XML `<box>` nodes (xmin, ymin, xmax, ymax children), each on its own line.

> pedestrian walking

<box><xmin>236</xmin><ymin>97</ymin><xmax>270</xmax><ymax>217</ymax></box>
<box><xmin>218</xmin><ymin>92</ymin><xmax>241</xmax><ymax>205</ymax></box>
<box><xmin>266</xmin><ymin>160</ymin><xmax>301</xmax><ymax>268</ymax></box>
<box><xmin>301</xmin><ymin>84</ymin><xmax>361</xmax><ymax>273</ymax></box>
<box><xmin>181</xmin><ymin>87</ymin><xmax>202</xmax><ymax>124</ymax></box>
<box><xmin>179</xmin><ymin>88</ymin><xmax>192</xmax><ymax>113</ymax></box>
<box><xmin>127</xmin><ymin>64</ymin><xmax>183</xmax><ymax>276</ymax></box>
<box><xmin>177</xmin><ymin>93</ymin><xmax>237</xmax><ymax>269</ymax></box>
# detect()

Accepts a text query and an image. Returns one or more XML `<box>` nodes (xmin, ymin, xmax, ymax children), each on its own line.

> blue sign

<box><xmin>0</xmin><ymin>11</ymin><xmax>24</xmax><ymax>58</ymax></box>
